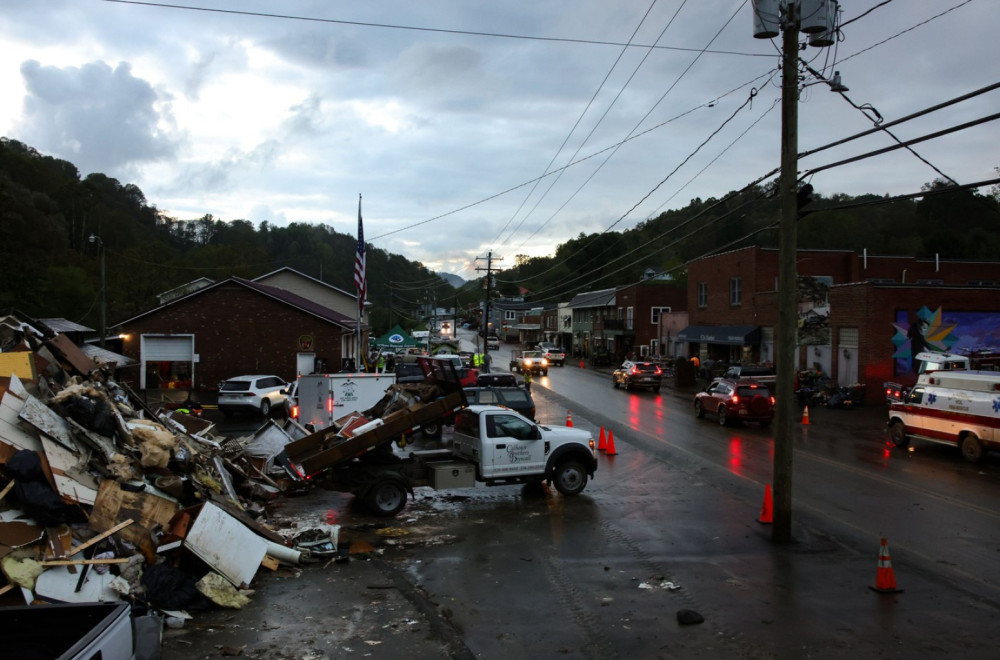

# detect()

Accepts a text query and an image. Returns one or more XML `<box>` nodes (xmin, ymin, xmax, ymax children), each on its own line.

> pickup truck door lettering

<box><xmin>485</xmin><ymin>413</ymin><xmax>546</xmax><ymax>477</ymax></box>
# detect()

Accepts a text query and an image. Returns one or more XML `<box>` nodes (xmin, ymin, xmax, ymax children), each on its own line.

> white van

<box><xmin>888</xmin><ymin>370</ymin><xmax>1000</xmax><ymax>463</ymax></box>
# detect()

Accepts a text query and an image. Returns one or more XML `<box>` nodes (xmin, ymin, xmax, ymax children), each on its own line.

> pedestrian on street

<box><xmin>523</xmin><ymin>370</ymin><xmax>533</xmax><ymax>392</ymax></box>
<box><xmin>483</xmin><ymin>352</ymin><xmax>492</xmax><ymax>373</ymax></box>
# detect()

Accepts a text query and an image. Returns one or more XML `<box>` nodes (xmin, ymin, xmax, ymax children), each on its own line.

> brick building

<box><xmin>112</xmin><ymin>276</ymin><xmax>360</xmax><ymax>392</ymax></box>
<box><xmin>685</xmin><ymin>246</ymin><xmax>1000</xmax><ymax>403</ymax></box>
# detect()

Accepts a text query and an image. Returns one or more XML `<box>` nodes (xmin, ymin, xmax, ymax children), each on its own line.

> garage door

<box><xmin>142</xmin><ymin>335</ymin><xmax>195</xmax><ymax>362</ymax></box>
<box><xmin>141</xmin><ymin>335</ymin><xmax>195</xmax><ymax>389</ymax></box>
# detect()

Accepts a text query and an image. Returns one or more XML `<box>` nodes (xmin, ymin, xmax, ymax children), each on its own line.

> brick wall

<box><xmin>118</xmin><ymin>282</ymin><xmax>347</xmax><ymax>389</ymax></box>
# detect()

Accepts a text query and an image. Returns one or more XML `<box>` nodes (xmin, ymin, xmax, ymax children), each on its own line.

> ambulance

<box><xmin>887</xmin><ymin>371</ymin><xmax>1000</xmax><ymax>463</ymax></box>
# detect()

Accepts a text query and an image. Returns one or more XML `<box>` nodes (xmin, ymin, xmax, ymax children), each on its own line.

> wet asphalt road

<box><xmin>161</xmin><ymin>341</ymin><xmax>1000</xmax><ymax>660</ymax></box>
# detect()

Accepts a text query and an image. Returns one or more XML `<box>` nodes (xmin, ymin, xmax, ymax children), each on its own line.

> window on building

<box><xmin>697</xmin><ymin>282</ymin><xmax>708</xmax><ymax>308</ymax></box>
<box><xmin>504</xmin><ymin>310</ymin><xmax>516</xmax><ymax>321</ymax></box>
<box><xmin>626</xmin><ymin>306</ymin><xmax>634</xmax><ymax>330</ymax></box>
<box><xmin>730</xmin><ymin>277</ymin><xmax>742</xmax><ymax>306</ymax></box>
<box><xmin>650</xmin><ymin>306</ymin><xmax>671</xmax><ymax>324</ymax></box>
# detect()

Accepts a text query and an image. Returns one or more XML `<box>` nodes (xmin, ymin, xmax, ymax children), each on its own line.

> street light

<box><xmin>89</xmin><ymin>233</ymin><xmax>106</xmax><ymax>349</ymax></box>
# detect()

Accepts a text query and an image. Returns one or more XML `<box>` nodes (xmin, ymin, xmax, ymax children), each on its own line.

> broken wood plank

<box><xmin>259</xmin><ymin>555</ymin><xmax>280</xmax><ymax>571</ymax></box>
<box><xmin>39</xmin><ymin>558</ymin><xmax>132</xmax><ymax>567</ymax></box>
<box><xmin>70</xmin><ymin>518</ymin><xmax>134</xmax><ymax>558</ymax></box>
<box><xmin>0</xmin><ymin>480</ymin><xmax>13</xmax><ymax>502</ymax></box>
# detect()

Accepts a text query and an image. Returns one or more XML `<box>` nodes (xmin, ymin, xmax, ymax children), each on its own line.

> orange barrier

<box><xmin>566</xmin><ymin>410</ymin><xmax>573</xmax><ymax>427</ymax></box>
<box><xmin>757</xmin><ymin>484</ymin><xmax>773</xmax><ymax>524</ymax></box>
<box><xmin>597</xmin><ymin>427</ymin><xmax>607</xmax><ymax>451</ymax></box>
<box><xmin>605</xmin><ymin>430</ymin><xmax>618</xmax><ymax>456</ymax></box>
<box><xmin>870</xmin><ymin>538</ymin><xmax>903</xmax><ymax>593</ymax></box>
<box><xmin>801</xmin><ymin>405</ymin><xmax>811</xmax><ymax>425</ymax></box>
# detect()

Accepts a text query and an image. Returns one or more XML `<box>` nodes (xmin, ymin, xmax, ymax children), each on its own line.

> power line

<box><xmin>98</xmin><ymin>0</ymin><xmax>770</xmax><ymax>56</ymax></box>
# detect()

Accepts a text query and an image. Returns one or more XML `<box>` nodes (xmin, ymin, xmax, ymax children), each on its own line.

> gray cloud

<box><xmin>15</xmin><ymin>60</ymin><xmax>180</xmax><ymax>177</ymax></box>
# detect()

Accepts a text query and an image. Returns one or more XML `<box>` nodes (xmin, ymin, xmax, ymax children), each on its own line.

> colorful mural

<box><xmin>892</xmin><ymin>306</ymin><xmax>1000</xmax><ymax>373</ymax></box>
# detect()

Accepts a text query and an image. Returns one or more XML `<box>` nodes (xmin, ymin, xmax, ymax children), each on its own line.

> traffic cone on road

<box><xmin>801</xmin><ymin>405</ymin><xmax>811</xmax><ymax>425</ymax></box>
<box><xmin>566</xmin><ymin>410</ymin><xmax>573</xmax><ymax>427</ymax></box>
<box><xmin>579</xmin><ymin>358</ymin><xmax>585</xmax><ymax>369</ymax></box>
<box><xmin>757</xmin><ymin>484</ymin><xmax>773</xmax><ymax>524</ymax></box>
<box><xmin>597</xmin><ymin>427</ymin><xmax>607</xmax><ymax>451</ymax></box>
<box><xmin>605</xmin><ymin>430</ymin><xmax>618</xmax><ymax>456</ymax></box>
<box><xmin>870</xmin><ymin>538</ymin><xmax>903</xmax><ymax>593</ymax></box>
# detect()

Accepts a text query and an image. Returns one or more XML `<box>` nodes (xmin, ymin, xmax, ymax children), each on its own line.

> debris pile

<box><xmin>0</xmin><ymin>315</ymin><xmax>342</xmax><ymax>649</ymax></box>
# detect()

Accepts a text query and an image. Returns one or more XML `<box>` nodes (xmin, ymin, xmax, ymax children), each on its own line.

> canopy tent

<box><xmin>372</xmin><ymin>324</ymin><xmax>420</xmax><ymax>349</ymax></box>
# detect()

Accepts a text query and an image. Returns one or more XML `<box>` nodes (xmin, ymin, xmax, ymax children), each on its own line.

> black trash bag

<box><xmin>140</xmin><ymin>563</ymin><xmax>213</xmax><ymax>611</ymax></box>
<box><xmin>52</xmin><ymin>395</ymin><xmax>117</xmax><ymax>438</ymax></box>
<box><xmin>5</xmin><ymin>450</ymin><xmax>79</xmax><ymax>527</ymax></box>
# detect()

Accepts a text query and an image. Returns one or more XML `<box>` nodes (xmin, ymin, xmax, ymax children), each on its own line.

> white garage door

<box><xmin>141</xmin><ymin>335</ymin><xmax>195</xmax><ymax>388</ymax></box>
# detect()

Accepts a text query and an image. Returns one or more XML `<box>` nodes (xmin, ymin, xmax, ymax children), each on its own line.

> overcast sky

<box><xmin>2</xmin><ymin>1</ymin><xmax>997</xmax><ymax>280</ymax></box>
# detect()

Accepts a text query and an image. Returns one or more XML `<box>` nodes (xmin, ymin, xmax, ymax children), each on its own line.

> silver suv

<box><xmin>218</xmin><ymin>374</ymin><xmax>288</xmax><ymax>417</ymax></box>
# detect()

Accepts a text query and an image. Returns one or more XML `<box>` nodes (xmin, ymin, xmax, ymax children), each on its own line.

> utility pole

<box><xmin>753</xmin><ymin>0</ymin><xmax>838</xmax><ymax>543</ymax></box>
<box><xmin>773</xmin><ymin>2</ymin><xmax>800</xmax><ymax>544</ymax></box>
<box><xmin>89</xmin><ymin>233</ymin><xmax>106</xmax><ymax>349</ymax></box>
<box><xmin>475</xmin><ymin>251</ymin><xmax>502</xmax><ymax>361</ymax></box>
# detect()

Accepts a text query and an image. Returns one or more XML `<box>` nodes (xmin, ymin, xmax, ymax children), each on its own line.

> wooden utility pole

<box><xmin>773</xmin><ymin>1</ymin><xmax>801</xmax><ymax>544</ymax></box>
<box><xmin>476</xmin><ymin>252</ymin><xmax>502</xmax><ymax>359</ymax></box>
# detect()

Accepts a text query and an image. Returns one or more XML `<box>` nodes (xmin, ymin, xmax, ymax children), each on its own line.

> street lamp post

<box><xmin>89</xmin><ymin>234</ymin><xmax>106</xmax><ymax>349</ymax></box>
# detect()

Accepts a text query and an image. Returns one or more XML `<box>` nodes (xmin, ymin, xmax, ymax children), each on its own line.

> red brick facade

<box><xmin>115</xmin><ymin>281</ymin><xmax>349</xmax><ymax>390</ymax></box>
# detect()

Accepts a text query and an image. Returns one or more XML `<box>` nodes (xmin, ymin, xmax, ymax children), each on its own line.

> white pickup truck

<box><xmin>282</xmin><ymin>388</ymin><xmax>598</xmax><ymax>516</ymax></box>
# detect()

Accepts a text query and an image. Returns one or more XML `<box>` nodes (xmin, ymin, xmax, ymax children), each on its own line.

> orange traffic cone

<box><xmin>566</xmin><ymin>410</ymin><xmax>573</xmax><ymax>427</ymax></box>
<box><xmin>801</xmin><ymin>405</ymin><xmax>811</xmax><ymax>425</ymax></box>
<box><xmin>757</xmin><ymin>484</ymin><xmax>773</xmax><ymax>524</ymax></box>
<box><xmin>605</xmin><ymin>430</ymin><xmax>618</xmax><ymax>456</ymax></box>
<box><xmin>870</xmin><ymin>538</ymin><xmax>903</xmax><ymax>593</ymax></box>
<box><xmin>579</xmin><ymin>359</ymin><xmax>585</xmax><ymax>369</ymax></box>
<box><xmin>597</xmin><ymin>427</ymin><xmax>607</xmax><ymax>451</ymax></box>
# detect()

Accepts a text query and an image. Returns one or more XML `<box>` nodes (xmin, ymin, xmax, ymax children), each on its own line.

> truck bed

<box><xmin>282</xmin><ymin>390</ymin><xmax>465</xmax><ymax>478</ymax></box>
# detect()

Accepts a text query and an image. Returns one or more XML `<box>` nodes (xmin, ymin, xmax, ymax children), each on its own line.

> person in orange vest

<box><xmin>690</xmin><ymin>355</ymin><xmax>700</xmax><ymax>369</ymax></box>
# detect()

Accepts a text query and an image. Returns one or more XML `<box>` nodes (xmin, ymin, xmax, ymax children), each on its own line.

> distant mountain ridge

<box><xmin>437</xmin><ymin>272</ymin><xmax>466</xmax><ymax>288</ymax></box>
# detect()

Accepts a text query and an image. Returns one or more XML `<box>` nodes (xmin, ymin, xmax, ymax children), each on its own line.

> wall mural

<box><xmin>891</xmin><ymin>306</ymin><xmax>1000</xmax><ymax>373</ymax></box>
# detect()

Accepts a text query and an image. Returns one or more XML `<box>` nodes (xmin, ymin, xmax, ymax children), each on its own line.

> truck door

<box><xmin>901</xmin><ymin>386</ymin><xmax>934</xmax><ymax>438</ymax></box>
<box><xmin>481</xmin><ymin>412</ymin><xmax>546</xmax><ymax>478</ymax></box>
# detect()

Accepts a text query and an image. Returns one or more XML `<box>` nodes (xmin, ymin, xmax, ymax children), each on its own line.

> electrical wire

<box><xmin>97</xmin><ymin>0</ymin><xmax>769</xmax><ymax>56</ymax></box>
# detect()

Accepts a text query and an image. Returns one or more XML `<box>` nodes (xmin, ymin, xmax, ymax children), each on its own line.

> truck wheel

<box><xmin>422</xmin><ymin>421</ymin><xmax>442</xmax><ymax>439</ymax></box>
<box><xmin>959</xmin><ymin>434</ymin><xmax>985</xmax><ymax>463</ymax></box>
<box><xmin>364</xmin><ymin>480</ymin><xmax>408</xmax><ymax>516</ymax></box>
<box><xmin>888</xmin><ymin>420</ymin><xmax>909</xmax><ymax>447</ymax></box>
<box><xmin>260</xmin><ymin>399</ymin><xmax>272</xmax><ymax>417</ymax></box>
<box><xmin>552</xmin><ymin>461</ymin><xmax>588</xmax><ymax>496</ymax></box>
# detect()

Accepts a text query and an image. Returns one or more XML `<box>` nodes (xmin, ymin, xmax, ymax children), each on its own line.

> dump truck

<box><xmin>277</xmin><ymin>357</ymin><xmax>597</xmax><ymax>516</ymax></box>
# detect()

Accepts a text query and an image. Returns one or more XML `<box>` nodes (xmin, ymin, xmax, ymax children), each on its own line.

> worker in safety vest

<box><xmin>473</xmin><ymin>353</ymin><xmax>483</xmax><ymax>368</ymax></box>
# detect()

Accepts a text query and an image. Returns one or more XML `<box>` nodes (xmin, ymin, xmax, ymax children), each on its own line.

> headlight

<box><xmin>540</xmin><ymin>358</ymin><xmax>548</xmax><ymax>365</ymax></box>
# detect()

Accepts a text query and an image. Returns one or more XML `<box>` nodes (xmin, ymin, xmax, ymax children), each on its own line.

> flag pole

<box><xmin>355</xmin><ymin>193</ymin><xmax>365</xmax><ymax>371</ymax></box>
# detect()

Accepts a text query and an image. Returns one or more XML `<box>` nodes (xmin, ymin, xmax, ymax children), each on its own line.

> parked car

<box><xmin>394</xmin><ymin>362</ymin><xmax>426</xmax><ymax>383</ymax></box>
<box><xmin>536</xmin><ymin>342</ymin><xmax>566</xmax><ymax>367</ymax></box>
<box><xmin>463</xmin><ymin>386</ymin><xmax>536</xmax><ymax>421</ymax></box>
<box><xmin>429</xmin><ymin>354</ymin><xmax>480</xmax><ymax>387</ymax></box>
<box><xmin>694</xmin><ymin>379</ymin><xmax>775</xmax><ymax>427</ymax></box>
<box><xmin>281</xmin><ymin>380</ymin><xmax>299</xmax><ymax>418</ymax></box>
<box><xmin>477</xmin><ymin>373</ymin><xmax>519</xmax><ymax>387</ymax></box>
<box><xmin>486</xmin><ymin>335</ymin><xmax>500</xmax><ymax>350</ymax></box>
<box><xmin>217</xmin><ymin>374</ymin><xmax>288</xmax><ymax>417</ymax></box>
<box><xmin>612</xmin><ymin>361</ymin><xmax>663</xmax><ymax>392</ymax></box>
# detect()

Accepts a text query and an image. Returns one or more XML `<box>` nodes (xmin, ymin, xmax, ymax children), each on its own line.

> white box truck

<box><xmin>294</xmin><ymin>372</ymin><xmax>396</xmax><ymax>431</ymax></box>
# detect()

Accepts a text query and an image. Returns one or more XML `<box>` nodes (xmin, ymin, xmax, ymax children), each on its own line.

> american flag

<box><xmin>354</xmin><ymin>195</ymin><xmax>366</xmax><ymax>318</ymax></box>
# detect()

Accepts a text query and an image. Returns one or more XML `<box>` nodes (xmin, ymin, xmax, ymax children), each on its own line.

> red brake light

<box><xmin>292</xmin><ymin>404</ymin><xmax>299</xmax><ymax>419</ymax></box>
<box><xmin>731</xmin><ymin>394</ymin><xmax>740</xmax><ymax>404</ymax></box>
<box><xmin>654</xmin><ymin>366</ymin><xmax>662</xmax><ymax>375</ymax></box>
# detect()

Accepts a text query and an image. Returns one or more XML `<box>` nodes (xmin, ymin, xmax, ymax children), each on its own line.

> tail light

<box><xmin>291</xmin><ymin>404</ymin><xmax>299</xmax><ymax>419</ymax></box>
<box><xmin>326</xmin><ymin>395</ymin><xmax>334</xmax><ymax>414</ymax></box>
<box><xmin>654</xmin><ymin>366</ymin><xmax>662</xmax><ymax>375</ymax></box>
<box><xmin>731</xmin><ymin>394</ymin><xmax>740</xmax><ymax>404</ymax></box>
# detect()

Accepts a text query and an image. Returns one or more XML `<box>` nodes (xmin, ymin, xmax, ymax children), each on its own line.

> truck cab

<box><xmin>451</xmin><ymin>405</ymin><xmax>597</xmax><ymax>492</ymax></box>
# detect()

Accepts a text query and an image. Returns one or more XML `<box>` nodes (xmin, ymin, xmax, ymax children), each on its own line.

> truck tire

<box><xmin>422</xmin><ymin>421</ymin><xmax>442</xmax><ymax>439</ymax></box>
<box><xmin>888</xmin><ymin>420</ymin><xmax>909</xmax><ymax>447</ymax></box>
<box><xmin>364</xmin><ymin>479</ymin><xmax>408</xmax><ymax>516</ymax></box>
<box><xmin>959</xmin><ymin>433</ymin><xmax>985</xmax><ymax>463</ymax></box>
<box><xmin>552</xmin><ymin>461</ymin><xmax>588</xmax><ymax>496</ymax></box>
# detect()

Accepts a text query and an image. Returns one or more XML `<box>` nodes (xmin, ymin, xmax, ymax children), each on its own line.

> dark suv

<box><xmin>612</xmin><ymin>361</ymin><xmax>663</xmax><ymax>392</ymax></box>
<box><xmin>695</xmin><ymin>378</ymin><xmax>775</xmax><ymax>427</ymax></box>
<box><xmin>463</xmin><ymin>386</ymin><xmax>536</xmax><ymax>421</ymax></box>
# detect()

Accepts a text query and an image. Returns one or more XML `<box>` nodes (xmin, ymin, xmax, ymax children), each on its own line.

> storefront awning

<box><xmin>677</xmin><ymin>325</ymin><xmax>761</xmax><ymax>346</ymax></box>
